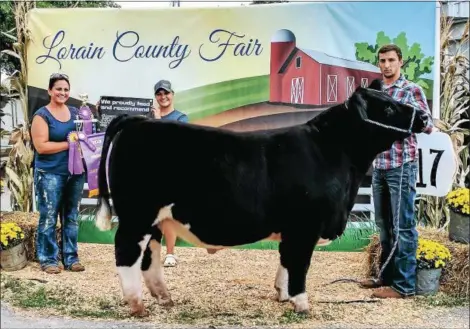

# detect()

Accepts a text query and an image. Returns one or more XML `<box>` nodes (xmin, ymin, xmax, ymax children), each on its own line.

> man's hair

<box><xmin>377</xmin><ymin>44</ymin><xmax>403</xmax><ymax>60</ymax></box>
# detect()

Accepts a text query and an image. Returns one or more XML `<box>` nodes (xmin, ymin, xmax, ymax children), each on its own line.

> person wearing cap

<box><xmin>95</xmin><ymin>80</ymin><xmax>188</xmax><ymax>267</ymax></box>
<box><xmin>152</xmin><ymin>79</ymin><xmax>188</xmax><ymax>267</ymax></box>
<box><xmin>94</xmin><ymin>80</ymin><xmax>188</xmax><ymax>123</ymax></box>
<box><xmin>151</xmin><ymin>80</ymin><xmax>188</xmax><ymax>123</ymax></box>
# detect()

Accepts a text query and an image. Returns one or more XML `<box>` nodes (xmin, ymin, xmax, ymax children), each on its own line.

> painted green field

<box><xmin>174</xmin><ymin>75</ymin><xmax>434</xmax><ymax>122</ymax></box>
<box><xmin>174</xmin><ymin>75</ymin><xmax>270</xmax><ymax>120</ymax></box>
<box><xmin>77</xmin><ymin>218</ymin><xmax>377</xmax><ymax>252</ymax></box>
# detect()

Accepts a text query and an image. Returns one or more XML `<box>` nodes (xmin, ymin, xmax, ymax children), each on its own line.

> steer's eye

<box><xmin>385</xmin><ymin>106</ymin><xmax>394</xmax><ymax>117</ymax></box>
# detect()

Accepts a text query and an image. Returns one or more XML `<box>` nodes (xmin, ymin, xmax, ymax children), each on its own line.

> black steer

<box><xmin>95</xmin><ymin>79</ymin><xmax>428</xmax><ymax>316</ymax></box>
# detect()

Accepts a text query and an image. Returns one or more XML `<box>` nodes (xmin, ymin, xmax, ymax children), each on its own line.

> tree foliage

<box><xmin>0</xmin><ymin>2</ymin><xmax>17</xmax><ymax>73</ymax></box>
<box><xmin>355</xmin><ymin>31</ymin><xmax>434</xmax><ymax>91</ymax></box>
<box><xmin>0</xmin><ymin>0</ymin><xmax>120</xmax><ymax>74</ymax></box>
<box><xmin>34</xmin><ymin>0</ymin><xmax>120</xmax><ymax>8</ymax></box>
<box><xmin>250</xmin><ymin>1</ymin><xmax>289</xmax><ymax>4</ymax></box>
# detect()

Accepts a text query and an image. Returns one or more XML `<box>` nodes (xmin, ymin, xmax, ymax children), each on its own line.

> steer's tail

<box><xmin>95</xmin><ymin>114</ymin><xmax>148</xmax><ymax>231</ymax></box>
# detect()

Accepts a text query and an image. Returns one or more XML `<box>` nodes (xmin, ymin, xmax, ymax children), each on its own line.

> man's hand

<box><xmin>151</xmin><ymin>105</ymin><xmax>161</xmax><ymax>119</ymax></box>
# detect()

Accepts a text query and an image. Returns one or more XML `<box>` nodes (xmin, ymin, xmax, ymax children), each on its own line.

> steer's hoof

<box><xmin>290</xmin><ymin>293</ymin><xmax>309</xmax><ymax>314</ymax></box>
<box><xmin>294</xmin><ymin>304</ymin><xmax>309</xmax><ymax>314</ymax></box>
<box><xmin>129</xmin><ymin>302</ymin><xmax>148</xmax><ymax>317</ymax></box>
<box><xmin>159</xmin><ymin>297</ymin><xmax>174</xmax><ymax>307</ymax></box>
<box><xmin>132</xmin><ymin>308</ymin><xmax>149</xmax><ymax>317</ymax></box>
<box><xmin>275</xmin><ymin>287</ymin><xmax>290</xmax><ymax>302</ymax></box>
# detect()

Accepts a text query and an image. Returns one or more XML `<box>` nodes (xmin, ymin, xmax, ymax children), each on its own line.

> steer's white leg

<box><xmin>142</xmin><ymin>239</ymin><xmax>173</xmax><ymax>306</ymax></box>
<box><xmin>290</xmin><ymin>293</ymin><xmax>309</xmax><ymax>313</ymax></box>
<box><xmin>274</xmin><ymin>264</ymin><xmax>290</xmax><ymax>302</ymax></box>
<box><xmin>277</xmin><ymin>231</ymin><xmax>317</xmax><ymax>314</ymax></box>
<box><xmin>116</xmin><ymin>233</ymin><xmax>151</xmax><ymax>317</ymax></box>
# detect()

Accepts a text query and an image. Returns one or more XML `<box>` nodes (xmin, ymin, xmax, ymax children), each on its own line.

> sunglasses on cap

<box><xmin>50</xmin><ymin>73</ymin><xmax>69</xmax><ymax>79</ymax></box>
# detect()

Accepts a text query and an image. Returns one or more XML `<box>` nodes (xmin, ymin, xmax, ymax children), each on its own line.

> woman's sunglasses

<box><xmin>50</xmin><ymin>73</ymin><xmax>69</xmax><ymax>79</ymax></box>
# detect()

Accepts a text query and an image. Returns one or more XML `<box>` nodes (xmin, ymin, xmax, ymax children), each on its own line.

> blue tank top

<box><xmin>161</xmin><ymin>109</ymin><xmax>188</xmax><ymax>122</ymax></box>
<box><xmin>33</xmin><ymin>106</ymin><xmax>79</xmax><ymax>175</ymax></box>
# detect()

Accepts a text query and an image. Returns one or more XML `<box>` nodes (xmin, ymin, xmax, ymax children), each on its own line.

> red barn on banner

<box><xmin>269</xmin><ymin>29</ymin><xmax>382</xmax><ymax>106</ymax></box>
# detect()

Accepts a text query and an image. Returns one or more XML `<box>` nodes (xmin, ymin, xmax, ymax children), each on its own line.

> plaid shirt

<box><xmin>373</xmin><ymin>74</ymin><xmax>434</xmax><ymax>170</ymax></box>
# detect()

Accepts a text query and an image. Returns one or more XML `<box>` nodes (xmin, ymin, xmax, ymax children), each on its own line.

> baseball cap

<box><xmin>154</xmin><ymin>80</ymin><xmax>174</xmax><ymax>94</ymax></box>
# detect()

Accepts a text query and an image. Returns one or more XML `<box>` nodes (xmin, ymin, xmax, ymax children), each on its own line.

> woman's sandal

<box><xmin>163</xmin><ymin>254</ymin><xmax>178</xmax><ymax>267</ymax></box>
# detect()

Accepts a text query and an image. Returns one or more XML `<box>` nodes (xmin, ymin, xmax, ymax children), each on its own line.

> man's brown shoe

<box><xmin>372</xmin><ymin>287</ymin><xmax>406</xmax><ymax>299</ymax></box>
<box><xmin>359</xmin><ymin>278</ymin><xmax>384</xmax><ymax>289</ymax></box>
<box><xmin>42</xmin><ymin>266</ymin><xmax>61</xmax><ymax>274</ymax></box>
<box><xmin>66</xmin><ymin>263</ymin><xmax>85</xmax><ymax>272</ymax></box>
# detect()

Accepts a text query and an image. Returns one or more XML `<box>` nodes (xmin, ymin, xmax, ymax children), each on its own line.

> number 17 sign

<box><xmin>416</xmin><ymin>131</ymin><xmax>457</xmax><ymax>197</ymax></box>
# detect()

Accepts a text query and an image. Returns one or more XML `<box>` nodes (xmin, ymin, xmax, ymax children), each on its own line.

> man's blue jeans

<box><xmin>34</xmin><ymin>169</ymin><xmax>85</xmax><ymax>269</ymax></box>
<box><xmin>372</xmin><ymin>160</ymin><xmax>418</xmax><ymax>296</ymax></box>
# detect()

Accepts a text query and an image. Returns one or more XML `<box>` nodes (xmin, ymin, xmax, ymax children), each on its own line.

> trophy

<box><xmin>75</xmin><ymin>93</ymin><xmax>98</xmax><ymax>135</ymax></box>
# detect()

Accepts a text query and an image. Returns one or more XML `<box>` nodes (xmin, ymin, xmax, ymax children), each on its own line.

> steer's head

<box><xmin>347</xmin><ymin>79</ymin><xmax>429</xmax><ymax>150</ymax></box>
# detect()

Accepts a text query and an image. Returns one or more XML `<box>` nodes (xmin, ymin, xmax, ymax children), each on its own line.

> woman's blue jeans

<box><xmin>34</xmin><ymin>169</ymin><xmax>85</xmax><ymax>269</ymax></box>
<box><xmin>372</xmin><ymin>160</ymin><xmax>418</xmax><ymax>296</ymax></box>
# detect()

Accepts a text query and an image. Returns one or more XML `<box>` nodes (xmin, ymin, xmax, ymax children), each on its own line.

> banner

<box><xmin>98</xmin><ymin>96</ymin><xmax>153</xmax><ymax>130</ymax></box>
<box><xmin>26</xmin><ymin>2</ymin><xmax>452</xmax><ymax>196</ymax></box>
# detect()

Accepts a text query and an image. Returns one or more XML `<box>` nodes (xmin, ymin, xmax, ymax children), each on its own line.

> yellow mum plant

<box><xmin>446</xmin><ymin>187</ymin><xmax>470</xmax><ymax>216</ymax></box>
<box><xmin>416</xmin><ymin>238</ymin><xmax>452</xmax><ymax>270</ymax></box>
<box><xmin>0</xmin><ymin>222</ymin><xmax>25</xmax><ymax>251</ymax></box>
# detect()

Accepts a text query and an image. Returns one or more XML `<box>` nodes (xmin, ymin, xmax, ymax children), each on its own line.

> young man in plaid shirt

<box><xmin>360</xmin><ymin>44</ymin><xmax>434</xmax><ymax>298</ymax></box>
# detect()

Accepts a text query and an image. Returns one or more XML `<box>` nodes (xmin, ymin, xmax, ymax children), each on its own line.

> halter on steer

<box><xmin>344</xmin><ymin>95</ymin><xmax>417</xmax><ymax>134</ymax></box>
<box><xmin>364</xmin><ymin>106</ymin><xmax>416</xmax><ymax>134</ymax></box>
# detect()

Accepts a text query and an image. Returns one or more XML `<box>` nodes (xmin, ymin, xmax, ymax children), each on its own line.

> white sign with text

<box><xmin>416</xmin><ymin>132</ymin><xmax>457</xmax><ymax>197</ymax></box>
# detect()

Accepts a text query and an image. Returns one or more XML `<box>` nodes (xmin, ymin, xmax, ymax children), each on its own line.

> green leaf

<box><xmin>5</xmin><ymin>166</ymin><xmax>22</xmax><ymax>191</ymax></box>
<box><xmin>0</xmin><ymin>49</ymin><xmax>20</xmax><ymax>60</ymax></box>
<box><xmin>0</xmin><ymin>31</ymin><xmax>17</xmax><ymax>41</ymax></box>
<box><xmin>416</xmin><ymin>79</ymin><xmax>429</xmax><ymax>90</ymax></box>
<box><xmin>354</xmin><ymin>42</ymin><xmax>377</xmax><ymax>65</ymax></box>
<box><xmin>8</xmin><ymin>183</ymin><xmax>21</xmax><ymax>210</ymax></box>
<box><xmin>451</xmin><ymin>119</ymin><xmax>470</xmax><ymax>129</ymax></box>
<box><xmin>393</xmin><ymin>32</ymin><xmax>410</xmax><ymax>59</ymax></box>
<box><xmin>407</xmin><ymin>42</ymin><xmax>425</xmax><ymax>62</ymax></box>
<box><xmin>376</xmin><ymin>31</ymin><xmax>391</xmax><ymax>49</ymax></box>
<box><xmin>419</xmin><ymin>56</ymin><xmax>434</xmax><ymax>75</ymax></box>
<box><xmin>403</xmin><ymin>61</ymin><xmax>418</xmax><ymax>81</ymax></box>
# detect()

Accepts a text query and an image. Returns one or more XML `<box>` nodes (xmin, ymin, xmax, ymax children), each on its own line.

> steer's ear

<box><xmin>368</xmin><ymin>79</ymin><xmax>383</xmax><ymax>91</ymax></box>
<box><xmin>348</xmin><ymin>89</ymin><xmax>368</xmax><ymax>120</ymax></box>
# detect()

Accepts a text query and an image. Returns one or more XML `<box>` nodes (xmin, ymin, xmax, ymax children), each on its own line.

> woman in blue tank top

<box><xmin>30</xmin><ymin>73</ymin><xmax>86</xmax><ymax>274</ymax></box>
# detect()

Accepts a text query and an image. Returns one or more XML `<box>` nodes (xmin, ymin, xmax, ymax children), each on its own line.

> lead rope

<box><xmin>318</xmin><ymin>165</ymin><xmax>404</xmax><ymax>304</ymax></box>
<box><xmin>320</xmin><ymin>105</ymin><xmax>416</xmax><ymax>302</ymax></box>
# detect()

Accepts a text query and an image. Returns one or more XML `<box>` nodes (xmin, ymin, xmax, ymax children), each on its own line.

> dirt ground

<box><xmin>1</xmin><ymin>243</ymin><xmax>469</xmax><ymax>328</ymax></box>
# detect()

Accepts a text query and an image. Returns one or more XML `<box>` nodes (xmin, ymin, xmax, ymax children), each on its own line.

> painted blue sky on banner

<box><xmin>298</xmin><ymin>1</ymin><xmax>436</xmax><ymax>79</ymax></box>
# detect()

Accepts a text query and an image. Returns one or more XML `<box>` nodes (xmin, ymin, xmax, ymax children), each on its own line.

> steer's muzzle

<box><xmin>411</xmin><ymin>111</ymin><xmax>429</xmax><ymax>133</ymax></box>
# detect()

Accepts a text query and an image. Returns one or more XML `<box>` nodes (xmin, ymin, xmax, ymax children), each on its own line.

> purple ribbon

<box><xmin>79</xmin><ymin>106</ymin><xmax>94</xmax><ymax>135</ymax></box>
<box><xmin>78</xmin><ymin>132</ymin><xmax>96</xmax><ymax>152</ymax></box>
<box><xmin>67</xmin><ymin>131</ymin><xmax>85</xmax><ymax>175</ymax></box>
<box><xmin>78</xmin><ymin>132</ymin><xmax>105</xmax><ymax>197</ymax></box>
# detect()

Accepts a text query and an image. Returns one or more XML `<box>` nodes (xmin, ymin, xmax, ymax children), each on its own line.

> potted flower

<box><xmin>445</xmin><ymin>187</ymin><xmax>470</xmax><ymax>244</ymax></box>
<box><xmin>0</xmin><ymin>222</ymin><xmax>27</xmax><ymax>271</ymax></box>
<box><xmin>415</xmin><ymin>238</ymin><xmax>452</xmax><ymax>296</ymax></box>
